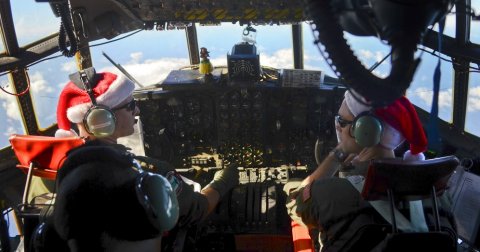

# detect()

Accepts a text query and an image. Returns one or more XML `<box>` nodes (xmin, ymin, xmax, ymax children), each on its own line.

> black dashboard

<box><xmin>135</xmin><ymin>70</ymin><xmax>344</xmax><ymax>170</ymax></box>
<box><xmin>133</xmin><ymin>69</ymin><xmax>345</xmax><ymax>251</ymax></box>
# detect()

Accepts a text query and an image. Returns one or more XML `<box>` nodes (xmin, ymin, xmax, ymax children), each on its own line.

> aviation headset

<box><xmin>54</xmin><ymin>145</ymin><xmax>179</xmax><ymax>241</ymax></box>
<box><xmin>69</xmin><ymin>67</ymin><xmax>117</xmax><ymax>137</ymax></box>
<box><xmin>349</xmin><ymin>111</ymin><xmax>384</xmax><ymax>148</ymax></box>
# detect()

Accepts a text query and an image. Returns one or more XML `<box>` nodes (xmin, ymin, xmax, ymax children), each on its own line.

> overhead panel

<box><xmin>68</xmin><ymin>0</ymin><xmax>306</xmax><ymax>41</ymax></box>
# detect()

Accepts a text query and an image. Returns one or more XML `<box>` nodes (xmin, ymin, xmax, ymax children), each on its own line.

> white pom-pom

<box><xmin>55</xmin><ymin>129</ymin><xmax>78</xmax><ymax>138</ymax></box>
<box><xmin>403</xmin><ymin>150</ymin><xmax>425</xmax><ymax>161</ymax></box>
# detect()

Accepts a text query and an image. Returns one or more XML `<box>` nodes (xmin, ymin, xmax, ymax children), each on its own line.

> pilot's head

<box><xmin>336</xmin><ymin>89</ymin><xmax>427</xmax><ymax>161</ymax></box>
<box><xmin>55</xmin><ymin>72</ymin><xmax>139</xmax><ymax>140</ymax></box>
<box><xmin>53</xmin><ymin>145</ymin><xmax>168</xmax><ymax>252</ymax></box>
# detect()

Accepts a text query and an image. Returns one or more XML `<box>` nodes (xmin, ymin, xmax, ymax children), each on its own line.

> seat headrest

<box><xmin>362</xmin><ymin>155</ymin><xmax>460</xmax><ymax>201</ymax></box>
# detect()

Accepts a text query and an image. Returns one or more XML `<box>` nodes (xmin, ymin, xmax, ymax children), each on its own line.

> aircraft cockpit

<box><xmin>1</xmin><ymin>0</ymin><xmax>480</xmax><ymax>251</ymax></box>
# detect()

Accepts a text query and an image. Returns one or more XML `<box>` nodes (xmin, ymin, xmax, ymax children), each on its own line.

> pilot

<box><xmin>54</xmin><ymin>70</ymin><xmax>239</xmax><ymax>247</ymax></box>
<box><xmin>286</xmin><ymin>89</ymin><xmax>430</xmax><ymax>250</ymax></box>
<box><xmin>52</xmin><ymin>145</ymin><xmax>178</xmax><ymax>252</ymax></box>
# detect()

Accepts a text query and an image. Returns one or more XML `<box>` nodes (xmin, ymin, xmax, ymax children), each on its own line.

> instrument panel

<box><xmin>68</xmin><ymin>0</ymin><xmax>306</xmax><ymax>41</ymax></box>
<box><xmin>135</xmin><ymin>82</ymin><xmax>345</xmax><ymax>171</ymax></box>
<box><xmin>133</xmin><ymin>71</ymin><xmax>343</xmax><ymax>250</ymax></box>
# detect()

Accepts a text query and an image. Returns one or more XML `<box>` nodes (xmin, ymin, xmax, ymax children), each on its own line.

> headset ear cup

<box><xmin>136</xmin><ymin>173</ymin><xmax>179</xmax><ymax>233</ymax></box>
<box><xmin>83</xmin><ymin>105</ymin><xmax>116</xmax><ymax>137</ymax></box>
<box><xmin>352</xmin><ymin>113</ymin><xmax>383</xmax><ymax>148</ymax></box>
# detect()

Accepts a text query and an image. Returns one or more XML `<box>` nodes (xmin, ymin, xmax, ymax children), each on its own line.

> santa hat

<box><xmin>344</xmin><ymin>90</ymin><xmax>428</xmax><ymax>161</ymax></box>
<box><xmin>55</xmin><ymin>72</ymin><xmax>135</xmax><ymax>138</ymax></box>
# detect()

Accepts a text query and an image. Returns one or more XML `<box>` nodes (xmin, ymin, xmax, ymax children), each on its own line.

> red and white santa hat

<box><xmin>55</xmin><ymin>72</ymin><xmax>135</xmax><ymax>138</ymax></box>
<box><xmin>344</xmin><ymin>90</ymin><xmax>428</xmax><ymax>161</ymax></box>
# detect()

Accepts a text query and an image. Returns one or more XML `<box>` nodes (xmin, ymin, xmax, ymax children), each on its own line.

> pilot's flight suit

<box><xmin>133</xmin><ymin>155</ymin><xmax>210</xmax><ymax>227</ymax></box>
<box><xmin>286</xmin><ymin>162</ymin><xmax>456</xmax><ymax>250</ymax></box>
<box><xmin>102</xmin><ymin>142</ymin><xmax>211</xmax><ymax>227</ymax></box>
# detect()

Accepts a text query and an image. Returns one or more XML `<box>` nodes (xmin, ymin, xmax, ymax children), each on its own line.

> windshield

<box><xmin>1</xmin><ymin>2</ymin><xmax>480</xmax><ymax>148</ymax></box>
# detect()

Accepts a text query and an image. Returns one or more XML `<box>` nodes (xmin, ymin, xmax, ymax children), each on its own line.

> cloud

<box><xmin>467</xmin><ymin>86</ymin><xmax>480</xmax><ymax>112</ymax></box>
<box><xmin>13</xmin><ymin>15</ymin><xmax>58</xmax><ymax>43</ymax></box>
<box><xmin>0</xmin><ymin>77</ymin><xmax>23</xmax><ymax>146</ymax></box>
<box><xmin>259</xmin><ymin>49</ymin><xmax>294</xmax><ymax>69</ymax></box>
<box><xmin>410</xmin><ymin>86</ymin><xmax>480</xmax><ymax>113</ymax></box>
<box><xmin>0</xmin><ymin>80</ymin><xmax>22</xmax><ymax>122</ymax></box>
<box><xmin>129</xmin><ymin>52</ymin><xmax>144</xmax><ymax>64</ymax></box>
<box><xmin>359</xmin><ymin>49</ymin><xmax>374</xmax><ymax>60</ymax></box>
<box><xmin>62</xmin><ymin>61</ymin><xmax>77</xmax><ymax>73</ymax></box>
<box><xmin>99</xmin><ymin>54</ymin><xmax>190</xmax><ymax>86</ymax></box>
<box><xmin>408</xmin><ymin>87</ymin><xmax>453</xmax><ymax>109</ymax></box>
<box><xmin>358</xmin><ymin>49</ymin><xmax>386</xmax><ymax>62</ymax></box>
<box><xmin>97</xmin><ymin>48</ymin><xmax>300</xmax><ymax>87</ymax></box>
<box><xmin>4</xmin><ymin>126</ymin><xmax>17</xmax><ymax>138</ymax></box>
<box><xmin>0</xmin><ymin>71</ymin><xmax>58</xmax><ymax>127</ymax></box>
<box><xmin>1</xmin><ymin>126</ymin><xmax>19</xmax><ymax>147</ymax></box>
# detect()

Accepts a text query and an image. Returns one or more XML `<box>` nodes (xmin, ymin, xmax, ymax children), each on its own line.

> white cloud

<box><xmin>99</xmin><ymin>55</ymin><xmax>190</xmax><ymax>86</ymax></box>
<box><xmin>410</xmin><ymin>86</ymin><xmax>480</xmax><ymax>113</ymax></box>
<box><xmin>14</xmin><ymin>16</ymin><xmax>58</xmax><ymax>43</ymax></box>
<box><xmin>467</xmin><ymin>86</ymin><xmax>480</xmax><ymax>112</ymax></box>
<box><xmin>371</xmin><ymin>70</ymin><xmax>388</xmax><ymax>78</ymax></box>
<box><xmin>408</xmin><ymin>87</ymin><xmax>453</xmax><ymax>109</ymax></box>
<box><xmin>96</xmin><ymin>48</ymin><xmax>298</xmax><ymax>87</ymax></box>
<box><xmin>0</xmin><ymin>71</ymin><xmax>57</xmax><ymax>127</ymax></box>
<box><xmin>357</xmin><ymin>49</ymin><xmax>388</xmax><ymax>63</ymax></box>
<box><xmin>62</xmin><ymin>61</ymin><xmax>77</xmax><ymax>73</ymax></box>
<box><xmin>259</xmin><ymin>49</ymin><xmax>294</xmax><ymax>69</ymax></box>
<box><xmin>0</xmin><ymin>126</ymin><xmax>18</xmax><ymax>147</ymax></box>
<box><xmin>0</xmin><ymin>81</ymin><xmax>22</xmax><ymax>122</ymax></box>
<box><xmin>29</xmin><ymin>71</ymin><xmax>54</xmax><ymax>95</ymax></box>
<box><xmin>3</xmin><ymin>126</ymin><xmax>17</xmax><ymax>138</ymax></box>
<box><xmin>359</xmin><ymin>49</ymin><xmax>374</xmax><ymax>60</ymax></box>
<box><xmin>129</xmin><ymin>52</ymin><xmax>144</xmax><ymax>64</ymax></box>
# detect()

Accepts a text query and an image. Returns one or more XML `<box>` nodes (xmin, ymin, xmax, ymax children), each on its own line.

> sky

<box><xmin>1</xmin><ymin>2</ymin><xmax>480</xmax><ymax>148</ymax></box>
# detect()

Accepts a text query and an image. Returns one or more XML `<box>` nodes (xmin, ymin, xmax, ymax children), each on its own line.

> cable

<box><xmin>55</xmin><ymin>3</ymin><xmax>78</xmax><ymax>57</ymax></box>
<box><xmin>418</xmin><ymin>47</ymin><xmax>480</xmax><ymax>73</ymax></box>
<box><xmin>368</xmin><ymin>51</ymin><xmax>392</xmax><ymax>72</ymax></box>
<box><xmin>89</xmin><ymin>29</ymin><xmax>143</xmax><ymax>47</ymax></box>
<box><xmin>26</xmin><ymin>54</ymin><xmax>65</xmax><ymax>68</ymax></box>
<box><xmin>0</xmin><ymin>29</ymin><xmax>145</xmax><ymax>78</ymax></box>
<box><xmin>0</xmin><ymin>70</ymin><xmax>31</xmax><ymax>96</ymax></box>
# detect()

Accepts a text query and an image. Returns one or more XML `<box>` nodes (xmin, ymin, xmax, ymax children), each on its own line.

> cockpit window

<box><xmin>465</xmin><ymin>68</ymin><xmax>480</xmax><ymax>136</ymax></box>
<box><xmin>10</xmin><ymin>2</ymin><xmax>59</xmax><ymax>46</ymax></box>
<box><xmin>0</xmin><ymin>40</ymin><xmax>4</xmax><ymax>54</ymax></box>
<box><xmin>0</xmin><ymin>74</ymin><xmax>25</xmax><ymax>147</ymax></box>
<box><xmin>89</xmin><ymin>29</ymin><xmax>190</xmax><ymax>86</ymax></box>
<box><xmin>407</xmin><ymin>50</ymin><xmax>453</xmax><ymax>123</ymax></box>
<box><xmin>28</xmin><ymin>57</ymin><xmax>71</xmax><ymax>129</ymax></box>
<box><xmin>471</xmin><ymin>0</ymin><xmax>480</xmax><ymax>44</ymax></box>
<box><xmin>197</xmin><ymin>23</ymin><xmax>294</xmax><ymax>70</ymax></box>
<box><xmin>344</xmin><ymin>33</ymin><xmax>392</xmax><ymax>78</ymax></box>
<box><xmin>303</xmin><ymin>23</ymin><xmax>335</xmax><ymax>75</ymax></box>
<box><xmin>303</xmin><ymin>22</ymin><xmax>392</xmax><ymax>82</ymax></box>
<box><xmin>430</xmin><ymin>8</ymin><xmax>455</xmax><ymax>38</ymax></box>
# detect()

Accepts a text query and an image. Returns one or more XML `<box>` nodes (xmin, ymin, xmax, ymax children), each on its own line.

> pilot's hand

<box><xmin>287</xmin><ymin>186</ymin><xmax>302</xmax><ymax>202</ymax></box>
<box><xmin>205</xmin><ymin>164</ymin><xmax>239</xmax><ymax>198</ymax></box>
<box><xmin>285</xmin><ymin>177</ymin><xmax>310</xmax><ymax>203</ymax></box>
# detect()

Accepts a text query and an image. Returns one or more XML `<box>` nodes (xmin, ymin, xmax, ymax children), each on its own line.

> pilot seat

<box><xmin>9</xmin><ymin>134</ymin><xmax>84</xmax><ymax>251</ymax></box>
<box><xmin>333</xmin><ymin>155</ymin><xmax>459</xmax><ymax>251</ymax></box>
